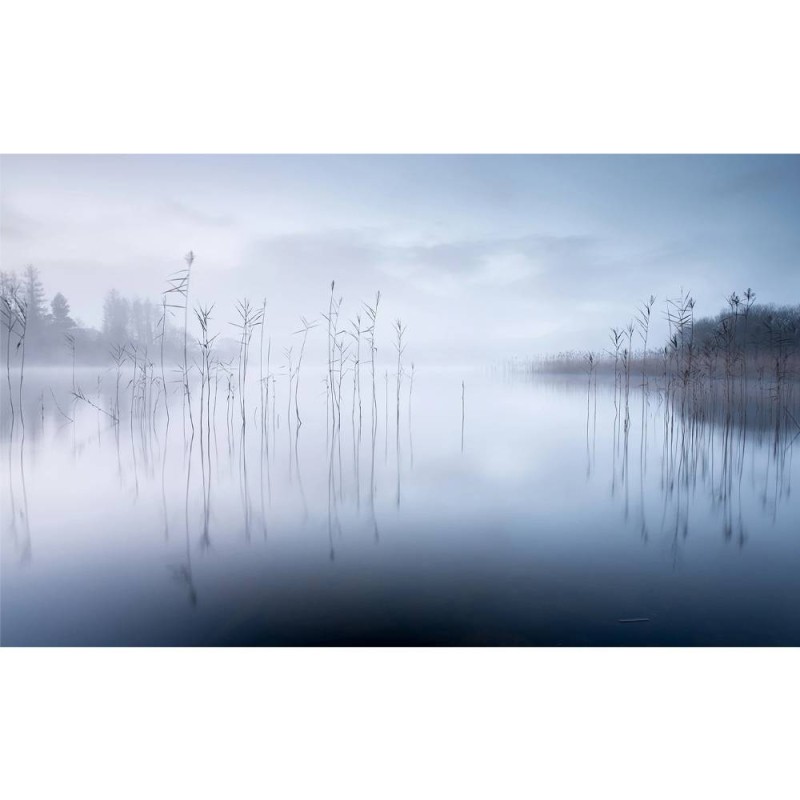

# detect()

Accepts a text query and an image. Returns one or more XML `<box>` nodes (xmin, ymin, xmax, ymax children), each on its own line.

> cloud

<box><xmin>0</xmin><ymin>202</ymin><xmax>40</xmax><ymax>241</ymax></box>
<box><xmin>165</xmin><ymin>200</ymin><xmax>235</xmax><ymax>228</ymax></box>
<box><xmin>244</xmin><ymin>228</ymin><xmax>600</xmax><ymax>296</ymax></box>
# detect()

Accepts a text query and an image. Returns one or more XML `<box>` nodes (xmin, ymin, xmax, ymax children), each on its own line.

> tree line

<box><xmin>507</xmin><ymin>290</ymin><xmax>800</xmax><ymax>379</ymax></box>
<box><xmin>0</xmin><ymin>265</ymin><xmax>184</xmax><ymax>365</ymax></box>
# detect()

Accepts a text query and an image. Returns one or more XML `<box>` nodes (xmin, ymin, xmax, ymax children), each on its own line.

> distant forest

<box><xmin>0</xmin><ymin>266</ymin><xmax>186</xmax><ymax>366</ymax></box>
<box><xmin>509</xmin><ymin>290</ymin><xmax>800</xmax><ymax>379</ymax></box>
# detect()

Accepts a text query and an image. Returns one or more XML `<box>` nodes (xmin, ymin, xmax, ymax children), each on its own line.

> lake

<box><xmin>2</xmin><ymin>366</ymin><xmax>799</xmax><ymax>645</ymax></box>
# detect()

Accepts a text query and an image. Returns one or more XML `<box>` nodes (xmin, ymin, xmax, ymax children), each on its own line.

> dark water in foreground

<box><xmin>2</xmin><ymin>368</ymin><xmax>799</xmax><ymax>645</ymax></box>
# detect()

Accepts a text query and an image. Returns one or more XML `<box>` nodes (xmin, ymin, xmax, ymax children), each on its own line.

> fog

<box><xmin>2</xmin><ymin>155</ymin><xmax>798</xmax><ymax>363</ymax></box>
<box><xmin>3</xmin><ymin>155</ymin><xmax>800</xmax><ymax>647</ymax></box>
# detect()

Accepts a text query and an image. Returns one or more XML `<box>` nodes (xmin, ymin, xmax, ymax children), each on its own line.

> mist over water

<box><xmin>2</xmin><ymin>155</ymin><xmax>800</xmax><ymax>645</ymax></box>
<box><xmin>2</xmin><ymin>365</ymin><xmax>798</xmax><ymax>645</ymax></box>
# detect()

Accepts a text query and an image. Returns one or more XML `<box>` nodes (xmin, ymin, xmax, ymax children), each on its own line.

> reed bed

<box><xmin>506</xmin><ymin>291</ymin><xmax>799</xmax><ymax>424</ymax></box>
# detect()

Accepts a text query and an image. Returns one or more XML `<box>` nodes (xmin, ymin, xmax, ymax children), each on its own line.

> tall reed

<box><xmin>232</xmin><ymin>298</ymin><xmax>263</xmax><ymax>429</ymax></box>
<box><xmin>293</xmin><ymin>317</ymin><xmax>316</xmax><ymax>427</ymax></box>
<box><xmin>164</xmin><ymin>252</ymin><xmax>194</xmax><ymax>436</ymax></box>
<box><xmin>393</xmin><ymin>319</ymin><xmax>406</xmax><ymax>442</ymax></box>
<box><xmin>363</xmin><ymin>291</ymin><xmax>381</xmax><ymax>428</ymax></box>
<box><xmin>0</xmin><ymin>289</ymin><xmax>20</xmax><ymax>428</ymax></box>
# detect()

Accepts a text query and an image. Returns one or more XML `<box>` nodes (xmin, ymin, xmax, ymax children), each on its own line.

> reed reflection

<box><xmin>593</xmin><ymin>372</ymin><xmax>796</xmax><ymax>559</ymax></box>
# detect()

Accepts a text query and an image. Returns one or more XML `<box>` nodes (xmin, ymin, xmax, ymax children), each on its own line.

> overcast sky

<box><xmin>1</xmin><ymin>155</ymin><xmax>798</xmax><ymax>363</ymax></box>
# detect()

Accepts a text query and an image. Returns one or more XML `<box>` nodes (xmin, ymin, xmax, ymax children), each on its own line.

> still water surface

<box><xmin>2</xmin><ymin>368</ymin><xmax>799</xmax><ymax>645</ymax></box>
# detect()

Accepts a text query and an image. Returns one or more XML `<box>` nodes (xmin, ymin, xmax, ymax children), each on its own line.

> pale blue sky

<box><xmin>1</xmin><ymin>155</ymin><xmax>798</xmax><ymax>361</ymax></box>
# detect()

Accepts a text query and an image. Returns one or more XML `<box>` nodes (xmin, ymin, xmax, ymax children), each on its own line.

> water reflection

<box><xmin>174</xmin><ymin>430</ymin><xmax>197</xmax><ymax>606</ymax></box>
<box><xmin>4</xmin><ymin>432</ymin><xmax>31</xmax><ymax>564</ymax></box>
<box><xmin>593</xmin><ymin>374</ymin><xmax>797</xmax><ymax>562</ymax></box>
<box><xmin>2</xmin><ymin>367</ymin><xmax>800</xmax><ymax>645</ymax></box>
